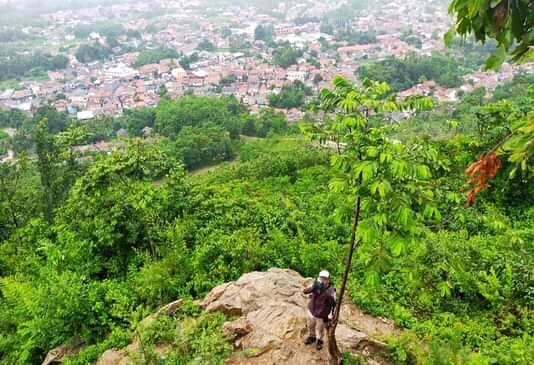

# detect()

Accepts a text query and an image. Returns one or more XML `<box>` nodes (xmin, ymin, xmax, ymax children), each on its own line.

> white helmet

<box><xmin>318</xmin><ymin>270</ymin><xmax>330</xmax><ymax>278</ymax></box>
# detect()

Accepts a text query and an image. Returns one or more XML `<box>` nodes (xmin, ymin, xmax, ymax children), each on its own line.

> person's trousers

<box><xmin>307</xmin><ymin>309</ymin><xmax>325</xmax><ymax>340</ymax></box>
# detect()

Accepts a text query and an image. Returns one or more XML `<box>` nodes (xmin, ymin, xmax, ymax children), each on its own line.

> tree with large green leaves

<box><xmin>447</xmin><ymin>0</ymin><xmax>534</xmax><ymax>204</ymax></box>
<box><xmin>154</xmin><ymin>96</ymin><xmax>244</xmax><ymax>139</ymax></box>
<box><xmin>173</xmin><ymin>122</ymin><xmax>236</xmax><ymax>170</ymax></box>
<box><xmin>0</xmin><ymin>154</ymin><xmax>39</xmax><ymax>240</ymax></box>
<box><xmin>269</xmin><ymin>80</ymin><xmax>312</xmax><ymax>109</ymax></box>
<box><xmin>447</xmin><ymin>0</ymin><xmax>533</xmax><ymax>67</ymax></box>
<box><xmin>55</xmin><ymin>139</ymin><xmax>188</xmax><ymax>278</ymax></box>
<box><xmin>304</xmin><ymin>76</ymin><xmax>437</xmax><ymax>364</ymax></box>
<box><xmin>35</xmin><ymin>120</ymin><xmax>88</xmax><ymax>223</ymax></box>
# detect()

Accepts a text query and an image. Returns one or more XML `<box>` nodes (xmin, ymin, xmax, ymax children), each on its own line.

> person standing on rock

<box><xmin>303</xmin><ymin>270</ymin><xmax>336</xmax><ymax>351</ymax></box>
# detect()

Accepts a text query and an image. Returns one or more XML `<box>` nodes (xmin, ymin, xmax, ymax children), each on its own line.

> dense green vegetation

<box><xmin>134</xmin><ymin>48</ymin><xmax>180</xmax><ymax>67</ymax></box>
<box><xmin>154</xmin><ymin>95</ymin><xmax>246</xmax><ymax>139</ymax></box>
<box><xmin>71</xmin><ymin>22</ymin><xmax>126</xmax><ymax>40</ymax></box>
<box><xmin>357</xmin><ymin>51</ymin><xmax>487</xmax><ymax>91</ymax></box>
<box><xmin>320</xmin><ymin>21</ymin><xmax>334</xmax><ymax>35</ymax></box>
<box><xmin>269</xmin><ymin>80</ymin><xmax>312</xmax><ymax>109</ymax></box>
<box><xmin>492</xmin><ymin>73</ymin><xmax>534</xmax><ymax>102</ymax></box>
<box><xmin>356</xmin><ymin>39</ymin><xmax>497</xmax><ymax>92</ymax></box>
<box><xmin>400</xmin><ymin>28</ymin><xmax>422</xmax><ymax>49</ymax></box>
<box><xmin>0</xmin><ymin>108</ymin><xmax>30</xmax><ymax>129</ymax></box>
<box><xmin>197</xmin><ymin>39</ymin><xmax>216</xmax><ymax>52</ymax></box>
<box><xmin>0</xmin><ymin>29</ymin><xmax>35</xmax><ymax>43</ymax></box>
<box><xmin>241</xmin><ymin>108</ymin><xmax>289</xmax><ymax>138</ymax></box>
<box><xmin>0</xmin><ymin>52</ymin><xmax>68</xmax><ymax>81</ymax></box>
<box><xmin>1</xmin><ymin>96</ymin><xmax>290</xmax><ymax>174</ymax></box>
<box><xmin>254</xmin><ymin>24</ymin><xmax>275</xmax><ymax>44</ymax></box>
<box><xmin>0</xmin><ymin>70</ymin><xmax>533</xmax><ymax>364</ymax></box>
<box><xmin>0</xmin><ymin>130</ymin><xmax>9</xmax><ymax>155</ymax></box>
<box><xmin>1</xmin><ymin>0</ymin><xmax>533</xmax><ymax>363</ymax></box>
<box><xmin>172</xmin><ymin>122</ymin><xmax>236</xmax><ymax>170</ymax></box>
<box><xmin>447</xmin><ymin>0</ymin><xmax>534</xmax><ymax>190</ymax></box>
<box><xmin>271</xmin><ymin>42</ymin><xmax>304</xmax><ymax>68</ymax></box>
<box><xmin>335</xmin><ymin>30</ymin><xmax>377</xmax><ymax>45</ymax></box>
<box><xmin>75</xmin><ymin>43</ymin><xmax>113</xmax><ymax>63</ymax></box>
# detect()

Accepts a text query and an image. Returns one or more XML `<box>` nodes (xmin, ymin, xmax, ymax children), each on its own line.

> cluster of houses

<box><xmin>397</xmin><ymin>62</ymin><xmax>534</xmax><ymax>102</ymax></box>
<box><xmin>0</xmin><ymin>0</ymin><xmax>532</xmax><ymax>123</ymax></box>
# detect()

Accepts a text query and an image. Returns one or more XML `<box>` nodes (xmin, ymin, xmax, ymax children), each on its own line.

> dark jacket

<box><xmin>303</xmin><ymin>281</ymin><xmax>336</xmax><ymax>320</ymax></box>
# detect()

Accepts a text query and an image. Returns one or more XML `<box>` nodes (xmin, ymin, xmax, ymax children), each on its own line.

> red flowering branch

<box><xmin>464</xmin><ymin>152</ymin><xmax>502</xmax><ymax>207</ymax></box>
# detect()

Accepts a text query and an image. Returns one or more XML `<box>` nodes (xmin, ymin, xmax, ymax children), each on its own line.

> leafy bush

<box><xmin>272</xmin><ymin>42</ymin><xmax>303</xmax><ymax>69</ymax></box>
<box><xmin>132</xmin><ymin>310</ymin><xmax>231</xmax><ymax>365</ymax></box>
<box><xmin>173</xmin><ymin>122</ymin><xmax>237</xmax><ymax>170</ymax></box>
<box><xmin>269</xmin><ymin>80</ymin><xmax>312</xmax><ymax>109</ymax></box>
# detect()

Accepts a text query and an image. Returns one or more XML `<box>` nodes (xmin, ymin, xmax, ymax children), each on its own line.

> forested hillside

<box><xmin>1</xmin><ymin>70</ymin><xmax>533</xmax><ymax>364</ymax></box>
<box><xmin>1</xmin><ymin>0</ymin><xmax>534</xmax><ymax>361</ymax></box>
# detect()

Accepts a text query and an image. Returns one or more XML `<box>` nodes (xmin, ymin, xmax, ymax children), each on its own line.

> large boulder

<box><xmin>200</xmin><ymin>268</ymin><xmax>399</xmax><ymax>365</ymax></box>
<box><xmin>95</xmin><ymin>349</ymin><xmax>127</xmax><ymax>365</ymax></box>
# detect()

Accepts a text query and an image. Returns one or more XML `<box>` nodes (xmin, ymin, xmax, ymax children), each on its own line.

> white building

<box><xmin>287</xmin><ymin>71</ymin><xmax>308</xmax><ymax>82</ymax></box>
<box><xmin>104</xmin><ymin>64</ymin><xmax>138</xmax><ymax>80</ymax></box>
<box><xmin>77</xmin><ymin>110</ymin><xmax>95</xmax><ymax>121</ymax></box>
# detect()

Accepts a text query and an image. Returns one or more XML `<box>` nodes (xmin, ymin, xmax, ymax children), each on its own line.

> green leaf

<box><xmin>415</xmin><ymin>165</ymin><xmax>432</xmax><ymax>179</ymax></box>
<box><xmin>370</xmin><ymin>181</ymin><xmax>380</xmax><ymax>195</ymax></box>
<box><xmin>423</xmin><ymin>205</ymin><xmax>441</xmax><ymax>221</ymax></box>
<box><xmin>364</xmin><ymin>270</ymin><xmax>380</xmax><ymax>288</ymax></box>
<box><xmin>355</xmin><ymin>161</ymin><xmax>378</xmax><ymax>182</ymax></box>
<box><xmin>485</xmin><ymin>45</ymin><xmax>507</xmax><ymax>70</ymax></box>
<box><xmin>329</xmin><ymin>178</ymin><xmax>347</xmax><ymax>193</ymax></box>
<box><xmin>395</xmin><ymin>206</ymin><xmax>412</xmax><ymax>226</ymax></box>
<box><xmin>359</xmin><ymin>219</ymin><xmax>377</xmax><ymax>243</ymax></box>
<box><xmin>373</xmin><ymin>213</ymin><xmax>388</xmax><ymax>227</ymax></box>
<box><xmin>437</xmin><ymin>281</ymin><xmax>452</xmax><ymax>298</ymax></box>
<box><xmin>444</xmin><ymin>28</ymin><xmax>455</xmax><ymax>47</ymax></box>
<box><xmin>390</xmin><ymin>238</ymin><xmax>406</xmax><ymax>257</ymax></box>
<box><xmin>378</xmin><ymin>180</ymin><xmax>392</xmax><ymax>198</ymax></box>
<box><xmin>367</xmin><ymin>146</ymin><xmax>379</xmax><ymax>158</ymax></box>
<box><xmin>379</xmin><ymin>152</ymin><xmax>392</xmax><ymax>164</ymax></box>
<box><xmin>467</xmin><ymin>0</ymin><xmax>479</xmax><ymax>16</ymax></box>
<box><xmin>339</xmin><ymin>97</ymin><xmax>357</xmax><ymax>112</ymax></box>
<box><xmin>391</xmin><ymin>160</ymin><xmax>408</xmax><ymax>178</ymax></box>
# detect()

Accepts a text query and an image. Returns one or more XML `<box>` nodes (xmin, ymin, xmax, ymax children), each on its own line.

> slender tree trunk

<box><xmin>328</xmin><ymin>195</ymin><xmax>362</xmax><ymax>365</ymax></box>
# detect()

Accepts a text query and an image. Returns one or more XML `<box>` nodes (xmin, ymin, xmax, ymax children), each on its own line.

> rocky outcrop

<box><xmin>95</xmin><ymin>349</ymin><xmax>128</xmax><ymax>365</ymax></box>
<box><xmin>156</xmin><ymin>299</ymin><xmax>183</xmax><ymax>316</ymax></box>
<box><xmin>201</xmin><ymin>268</ymin><xmax>399</xmax><ymax>365</ymax></box>
<box><xmin>90</xmin><ymin>268</ymin><xmax>399</xmax><ymax>365</ymax></box>
<box><xmin>41</xmin><ymin>343</ymin><xmax>84</xmax><ymax>365</ymax></box>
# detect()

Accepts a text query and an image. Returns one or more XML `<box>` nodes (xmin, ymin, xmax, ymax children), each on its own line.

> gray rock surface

<box><xmin>201</xmin><ymin>268</ymin><xmax>399</xmax><ymax>365</ymax></box>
